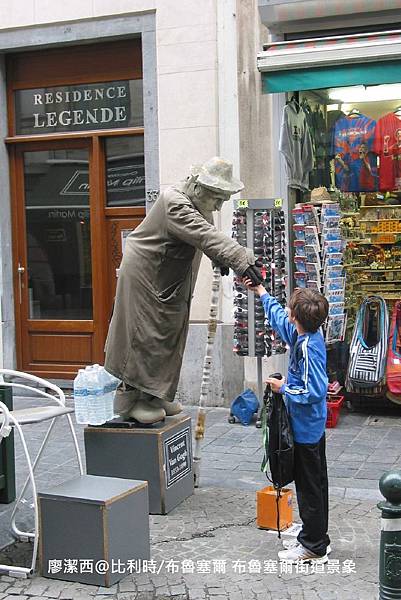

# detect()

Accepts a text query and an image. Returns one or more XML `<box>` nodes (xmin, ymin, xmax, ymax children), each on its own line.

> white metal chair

<box><xmin>0</xmin><ymin>369</ymin><xmax>83</xmax><ymax>577</ymax></box>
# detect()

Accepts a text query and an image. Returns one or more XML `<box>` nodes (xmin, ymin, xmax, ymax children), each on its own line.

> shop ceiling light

<box><xmin>329</xmin><ymin>84</ymin><xmax>401</xmax><ymax>103</ymax></box>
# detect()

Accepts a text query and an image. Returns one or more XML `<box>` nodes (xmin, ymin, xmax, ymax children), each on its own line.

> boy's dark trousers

<box><xmin>294</xmin><ymin>433</ymin><xmax>330</xmax><ymax>557</ymax></box>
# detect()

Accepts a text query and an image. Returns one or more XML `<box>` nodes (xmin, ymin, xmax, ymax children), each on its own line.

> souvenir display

<box><xmin>333</xmin><ymin>112</ymin><xmax>377</xmax><ymax>192</ymax></box>
<box><xmin>345</xmin><ymin>296</ymin><xmax>389</xmax><ymax>395</ymax></box>
<box><xmin>282</xmin><ymin>88</ymin><xmax>401</xmax><ymax>403</ymax></box>
<box><xmin>291</xmin><ymin>200</ymin><xmax>347</xmax><ymax>345</ymax></box>
<box><xmin>373</xmin><ymin>113</ymin><xmax>401</xmax><ymax>191</ymax></box>
<box><xmin>279</xmin><ymin>98</ymin><xmax>313</xmax><ymax>191</ymax></box>
<box><xmin>232</xmin><ymin>207</ymin><xmax>287</xmax><ymax>357</ymax></box>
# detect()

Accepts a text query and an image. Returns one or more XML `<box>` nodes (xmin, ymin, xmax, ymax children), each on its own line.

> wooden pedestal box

<box><xmin>256</xmin><ymin>486</ymin><xmax>293</xmax><ymax>531</ymax></box>
<box><xmin>39</xmin><ymin>475</ymin><xmax>150</xmax><ymax>587</ymax></box>
<box><xmin>84</xmin><ymin>414</ymin><xmax>194</xmax><ymax>514</ymax></box>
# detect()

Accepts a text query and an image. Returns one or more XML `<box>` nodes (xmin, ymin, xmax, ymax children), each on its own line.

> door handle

<box><xmin>17</xmin><ymin>263</ymin><xmax>25</xmax><ymax>304</ymax></box>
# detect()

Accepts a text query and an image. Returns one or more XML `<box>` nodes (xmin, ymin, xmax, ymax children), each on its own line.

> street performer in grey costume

<box><xmin>105</xmin><ymin>157</ymin><xmax>262</xmax><ymax>424</ymax></box>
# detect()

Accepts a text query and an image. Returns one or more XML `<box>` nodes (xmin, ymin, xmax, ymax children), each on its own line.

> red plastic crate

<box><xmin>326</xmin><ymin>395</ymin><xmax>345</xmax><ymax>428</ymax></box>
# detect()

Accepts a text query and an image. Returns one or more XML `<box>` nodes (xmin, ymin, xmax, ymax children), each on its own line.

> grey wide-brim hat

<box><xmin>190</xmin><ymin>156</ymin><xmax>244</xmax><ymax>194</ymax></box>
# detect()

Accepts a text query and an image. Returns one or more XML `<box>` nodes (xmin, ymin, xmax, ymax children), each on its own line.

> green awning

<box><xmin>262</xmin><ymin>60</ymin><xmax>401</xmax><ymax>94</ymax></box>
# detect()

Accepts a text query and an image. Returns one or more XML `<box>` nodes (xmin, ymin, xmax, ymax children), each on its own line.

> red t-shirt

<box><xmin>373</xmin><ymin>112</ymin><xmax>401</xmax><ymax>191</ymax></box>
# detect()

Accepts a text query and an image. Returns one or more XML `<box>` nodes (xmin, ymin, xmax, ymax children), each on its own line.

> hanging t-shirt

<box><xmin>333</xmin><ymin>113</ymin><xmax>378</xmax><ymax>192</ymax></box>
<box><xmin>373</xmin><ymin>112</ymin><xmax>401</xmax><ymax>191</ymax></box>
<box><xmin>279</xmin><ymin>101</ymin><xmax>313</xmax><ymax>191</ymax></box>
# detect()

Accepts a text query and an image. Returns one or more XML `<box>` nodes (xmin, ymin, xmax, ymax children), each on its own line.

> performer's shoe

<box><xmin>152</xmin><ymin>398</ymin><xmax>183</xmax><ymax>416</ymax></box>
<box><xmin>127</xmin><ymin>398</ymin><xmax>166</xmax><ymax>424</ymax></box>
<box><xmin>114</xmin><ymin>386</ymin><xmax>138</xmax><ymax>417</ymax></box>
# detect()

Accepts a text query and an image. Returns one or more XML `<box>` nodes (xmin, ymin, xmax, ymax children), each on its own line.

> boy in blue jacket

<box><xmin>244</xmin><ymin>281</ymin><xmax>330</xmax><ymax>563</ymax></box>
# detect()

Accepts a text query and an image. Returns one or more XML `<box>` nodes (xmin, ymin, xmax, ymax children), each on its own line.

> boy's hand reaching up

<box><xmin>266</xmin><ymin>376</ymin><xmax>285</xmax><ymax>393</ymax></box>
<box><xmin>243</xmin><ymin>277</ymin><xmax>267</xmax><ymax>297</ymax></box>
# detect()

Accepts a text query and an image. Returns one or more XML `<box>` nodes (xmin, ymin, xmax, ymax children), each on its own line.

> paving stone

<box><xmin>344</xmin><ymin>488</ymin><xmax>382</xmax><ymax>501</ymax></box>
<box><xmin>169</xmin><ymin>584</ymin><xmax>186</xmax><ymax>594</ymax></box>
<box><xmin>154</xmin><ymin>586</ymin><xmax>169</xmax><ymax>596</ymax></box>
<box><xmin>136</xmin><ymin>583</ymin><xmax>154</xmax><ymax>592</ymax></box>
<box><xmin>117</xmin><ymin>593</ymin><xmax>138</xmax><ymax>600</ymax></box>
<box><xmin>96</xmin><ymin>586</ymin><xmax>119</xmax><ymax>595</ymax></box>
<box><xmin>187</xmin><ymin>588</ymin><xmax>206</xmax><ymax>599</ymax></box>
<box><xmin>317</xmin><ymin>592</ymin><xmax>340</xmax><ymax>600</ymax></box>
<box><xmin>66</xmin><ymin>595</ymin><xmax>98</xmax><ymax>600</ymax></box>
<box><xmin>75</xmin><ymin>587</ymin><xmax>97</xmax><ymax>597</ymax></box>
<box><xmin>222</xmin><ymin>593</ymin><xmax>242</xmax><ymax>600</ymax></box>
<box><xmin>118</xmin><ymin>580</ymin><xmax>137</xmax><ymax>592</ymax></box>
<box><xmin>59</xmin><ymin>586</ymin><xmax>82</xmax><ymax>600</ymax></box>
<box><xmin>43</xmin><ymin>580</ymin><xmax>66</xmax><ymax>598</ymax></box>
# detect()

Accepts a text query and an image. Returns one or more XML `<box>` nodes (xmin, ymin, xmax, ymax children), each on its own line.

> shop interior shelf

<box><xmin>360</xmin><ymin>205</ymin><xmax>401</xmax><ymax>209</ymax></box>
<box><xmin>359</xmin><ymin>218</ymin><xmax>401</xmax><ymax>222</ymax></box>
<box><xmin>345</xmin><ymin>267</ymin><xmax>401</xmax><ymax>271</ymax></box>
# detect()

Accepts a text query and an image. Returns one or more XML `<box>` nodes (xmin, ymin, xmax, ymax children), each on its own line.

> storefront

<box><xmin>257</xmin><ymin>4</ymin><xmax>401</xmax><ymax>404</ymax></box>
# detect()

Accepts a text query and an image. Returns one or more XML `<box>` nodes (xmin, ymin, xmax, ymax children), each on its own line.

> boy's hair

<box><xmin>288</xmin><ymin>288</ymin><xmax>329</xmax><ymax>333</ymax></box>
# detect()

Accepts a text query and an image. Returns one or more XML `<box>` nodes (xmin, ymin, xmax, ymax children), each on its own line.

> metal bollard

<box><xmin>378</xmin><ymin>470</ymin><xmax>401</xmax><ymax>599</ymax></box>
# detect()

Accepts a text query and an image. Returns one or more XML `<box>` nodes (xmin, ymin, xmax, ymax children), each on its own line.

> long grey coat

<box><xmin>105</xmin><ymin>184</ymin><xmax>254</xmax><ymax>401</ymax></box>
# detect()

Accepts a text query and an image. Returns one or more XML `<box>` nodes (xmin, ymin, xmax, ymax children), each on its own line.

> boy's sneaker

<box><xmin>278</xmin><ymin>542</ymin><xmax>328</xmax><ymax>564</ymax></box>
<box><xmin>282</xmin><ymin>538</ymin><xmax>332</xmax><ymax>555</ymax></box>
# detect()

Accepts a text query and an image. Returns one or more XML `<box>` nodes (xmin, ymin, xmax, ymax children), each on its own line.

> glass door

<box><xmin>24</xmin><ymin>147</ymin><xmax>92</xmax><ymax>320</ymax></box>
<box><xmin>12</xmin><ymin>139</ymin><xmax>105</xmax><ymax>378</ymax></box>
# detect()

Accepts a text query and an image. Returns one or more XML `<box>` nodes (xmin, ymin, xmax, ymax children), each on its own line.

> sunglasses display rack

<box><xmin>232</xmin><ymin>199</ymin><xmax>288</xmax><ymax>359</ymax></box>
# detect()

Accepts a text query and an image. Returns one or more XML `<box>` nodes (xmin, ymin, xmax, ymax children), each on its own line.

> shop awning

<box><xmin>257</xmin><ymin>30</ymin><xmax>401</xmax><ymax>93</ymax></box>
<box><xmin>258</xmin><ymin>0</ymin><xmax>401</xmax><ymax>35</ymax></box>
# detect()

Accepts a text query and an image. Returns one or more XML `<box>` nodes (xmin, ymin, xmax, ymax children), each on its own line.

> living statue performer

<box><xmin>105</xmin><ymin>157</ymin><xmax>262</xmax><ymax>424</ymax></box>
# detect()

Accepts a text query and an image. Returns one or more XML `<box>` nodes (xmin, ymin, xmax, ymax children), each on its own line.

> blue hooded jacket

<box><xmin>260</xmin><ymin>293</ymin><xmax>328</xmax><ymax>444</ymax></box>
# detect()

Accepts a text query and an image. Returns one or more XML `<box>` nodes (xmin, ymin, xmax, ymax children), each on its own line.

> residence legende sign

<box><xmin>15</xmin><ymin>80</ymin><xmax>136</xmax><ymax>134</ymax></box>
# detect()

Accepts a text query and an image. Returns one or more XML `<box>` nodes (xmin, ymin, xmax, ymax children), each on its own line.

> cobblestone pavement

<box><xmin>1</xmin><ymin>397</ymin><xmax>400</xmax><ymax>599</ymax></box>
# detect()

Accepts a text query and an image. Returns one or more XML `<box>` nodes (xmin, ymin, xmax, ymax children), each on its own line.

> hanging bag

<box><xmin>346</xmin><ymin>295</ymin><xmax>389</xmax><ymax>395</ymax></box>
<box><xmin>261</xmin><ymin>374</ymin><xmax>294</xmax><ymax>489</ymax></box>
<box><xmin>386</xmin><ymin>301</ymin><xmax>401</xmax><ymax>401</ymax></box>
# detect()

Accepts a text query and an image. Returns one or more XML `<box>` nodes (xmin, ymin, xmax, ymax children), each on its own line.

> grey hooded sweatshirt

<box><xmin>279</xmin><ymin>101</ymin><xmax>313</xmax><ymax>191</ymax></box>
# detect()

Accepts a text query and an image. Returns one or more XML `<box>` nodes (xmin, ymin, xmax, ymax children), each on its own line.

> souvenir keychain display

<box><xmin>232</xmin><ymin>200</ymin><xmax>287</xmax><ymax>358</ymax></box>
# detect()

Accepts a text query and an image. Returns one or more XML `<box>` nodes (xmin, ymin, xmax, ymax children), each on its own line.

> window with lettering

<box><xmin>105</xmin><ymin>136</ymin><xmax>145</xmax><ymax>207</ymax></box>
<box><xmin>15</xmin><ymin>80</ymin><xmax>143</xmax><ymax>135</ymax></box>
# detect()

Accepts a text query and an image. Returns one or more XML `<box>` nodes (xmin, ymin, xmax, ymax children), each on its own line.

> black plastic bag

<box><xmin>261</xmin><ymin>373</ymin><xmax>294</xmax><ymax>488</ymax></box>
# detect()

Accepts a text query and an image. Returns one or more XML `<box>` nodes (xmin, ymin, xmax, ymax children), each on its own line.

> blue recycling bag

<box><xmin>230</xmin><ymin>389</ymin><xmax>259</xmax><ymax>425</ymax></box>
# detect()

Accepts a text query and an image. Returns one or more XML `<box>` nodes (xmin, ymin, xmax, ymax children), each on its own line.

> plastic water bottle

<box><xmin>98</xmin><ymin>366</ymin><xmax>113</xmax><ymax>423</ymax></box>
<box><xmin>103</xmin><ymin>369</ymin><xmax>120</xmax><ymax>421</ymax></box>
<box><xmin>73</xmin><ymin>369</ymin><xmax>88</xmax><ymax>424</ymax></box>
<box><xmin>86</xmin><ymin>365</ymin><xmax>105</xmax><ymax>425</ymax></box>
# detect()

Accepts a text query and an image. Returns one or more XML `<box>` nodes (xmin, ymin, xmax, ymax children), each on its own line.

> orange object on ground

<box><xmin>256</xmin><ymin>486</ymin><xmax>293</xmax><ymax>531</ymax></box>
<box><xmin>326</xmin><ymin>394</ymin><xmax>345</xmax><ymax>428</ymax></box>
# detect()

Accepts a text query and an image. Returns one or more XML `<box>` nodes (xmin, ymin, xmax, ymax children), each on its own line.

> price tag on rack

<box><xmin>274</xmin><ymin>198</ymin><xmax>283</xmax><ymax>208</ymax></box>
<box><xmin>238</xmin><ymin>199</ymin><xmax>249</xmax><ymax>208</ymax></box>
